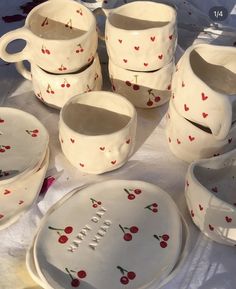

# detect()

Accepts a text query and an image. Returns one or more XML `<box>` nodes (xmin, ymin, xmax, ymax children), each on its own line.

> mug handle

<box><xmin>93</xmin><ymin>7</ymin><xmax>111</xmax><ymax>41</ymax></box>
<box><xmin>15</xmin><ymin>61</ymin><xmax>32</xmax><ymax>81</ymax></box>
<box><xmin>0</xmin><ymin>27</ymin><xmax>32</xmax><ymax>63</ymax></box>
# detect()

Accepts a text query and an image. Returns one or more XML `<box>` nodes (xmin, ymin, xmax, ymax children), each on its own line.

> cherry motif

<box><xmin>84</xmin><ymin>85</ymin><xmax>92</xmax><ymax>93</ymax></box>
<box><xmin>123</xmin><ymin>59</ymin><xmax>128</xmax><ymax>63</ymax></box>
<box><xmin>228</xmin><ymin>138</ymin><xmax>232</xmax><ymax>144</ymax></box>
<box><xmin>65</xmin><ymin>19</ymin><xmax>73</xmax><ymax>29</ymax></box>
<box><xmin>76</xmin><ymin>44</ymin><xmax>84</xmax><ymax>53</ymax></box>
<box><xmin>87</xmin><ymin>56</ymin><xmax>94</xmax><ymax>63</ymax></box>
<box><xmin>41</xmin><ymin>45</ymin><xmax>50</xmax><ymax>55</ymax></box>
<box><xmin>119</xmin><ymin>224</ymin><xmax>139</xmax><ymax>241</ymax></box>
<box><xmin>117</xmin><ymin>266</ymin><xmax>136</xmax><ymax>285</ymax></box>
<box><xmin>76</xmin><ymin>8</ymin><xmax>83</xmax><ymax>15</ymax></box>
<box><xmin>58</xmin><ymin>64</ymin><xmax>67</xmax><ymax>71</ymax></box>
<box><xmin>225</xmin><ymin>216</ymin><xmax>232</xmax><ymax>223</ymax></box>
<box><xmin>147</xmin><ymin>89</ymin><xmax>161</xmax><ymax>106</ymax></box>
<box><xmin>153</xmin><ymin>233</ymin><xmax>170</xmax><ymax>248</ymax></box>
<box><xmin>182</xmin><ymin>81</ymin><xmax>185</xmax><ymax>87</ymax></box>
<box><xmin>0</xmin><ymin>170</ymin><xmax>10</xmax><ymax>178</ymax></box>
<box><xmin>65</xmin><ymin>267</ymin><xmax>87</xmax><ymax>287</ymax></box>
<box><xmin>211</xmin><ymin>186</ymin><xmax>218</xmax><ymax>193</ymax></box>
<box><xmin>77</xmin><ymin>270</ymin><xmax>87</xmax><ymax>279</ymax></box>
<box><xmin>26</xmin><ymin>129</ymin><xmax>39</xmax><ymax>137</ymax></box>
<box><xmin>0</xmin><ymin>145</ymin><xmax>11</xmax><ymax>153</ymax></box>
<box><xmin>46</xmin><ymin>84</ymin><xmax>55</xmax><ymax>94</ymax></box>
<box><xmin>48</xmin><ymin>225</ymin><xmax>73</xmax><ymax>244</ymax></box>
<box><xmin>0</xmin><ymin>118</ymin><xmax>4</xmax><ymax>123</ymax></box>
<box><xmin>0</xmin><ymin>214</ymin><xmax>4</xmax><ymax>219</ymax></box>
<box><xmin>189</xmin><ymin>135</ymin><xmax>195</xmax><ymax>142</ymax></box>
<box><xmin>90</xmin><ymin>198</ymin><xmax>102</xmax><ymax>208</ymax></box>
<box><xmin>209</xmin><ymin>224</ymin><xmax>214</xmax><ymax>231</ymax></box>
<box><xmin>94</xmin><ymin>73</ymin><xmax>99</xmax><ymax>80</ymax></box>
<box><xmin>147</xmin><ymin>99</ymin><xmax>154</xmax><ymax>107</ymax></box>
<box><xmin>190</xmin><ymin>210</ymin><xmax>194</xmax><ymax>217</ymax></box>
<box><xmin>167</xmin><ymin>84</ymin><xmax>171</xmax><ymax>90</ymax></box>
<box><xmin>61</xmin><ymin>79</ymin><xmax>71</xmax><ymax>88</ymax></box>
<box><xmin>125</xmin><ymin>75</ymin><xmax>140</xmax><ymax>91</ymax></box>
<box><xmin>123</xmin><ymin>188</ymin><xmax>142</xmax><ymax>200</ymax></box>
<box><xmin>145</xmin><ymin>203</ymin><xmax>158</xmax><ymax>213</ymax></box>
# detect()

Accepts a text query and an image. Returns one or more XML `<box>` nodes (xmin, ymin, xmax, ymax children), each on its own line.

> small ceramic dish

<box><xmin>59</xmin><ymin>91</ymin><xmax>137</xmax><ymax>174</ymax></box>
<box><xmin>108</xmin><ymin>58</ymin><xmax>174</xmax><ymax>108</ymax></box>
<box><xmin>165</xmin><ymin>99</ymin><xmax>236</xmax><ymax>163</ymax></box>
<box><xmin>32</xmin><ymin>180</ymin><xmax>182</xmax><ymax>289</ymax></box>
<box><xmin>185</xmin><ymin>149</ymin><xmax>236</xmax><ymax>246</ymax></box>
<box><xmin>16</xmin><ymin>53</ymin><xmax>103</xmax><ymax>109</ymax></box>
<box><xmin>0</xmin><ymin>148</ymin><xmax>49</xmax><ymax>230</ymax></box>
<box><xmin>0</xmin><ymin>107</ymin><xmax>49</xmax><ymax>185</ymax></box>
<box><xmin>172</xmin><ymin>43</ymin><xmax>236</xmax><ymax>140</ymax></box>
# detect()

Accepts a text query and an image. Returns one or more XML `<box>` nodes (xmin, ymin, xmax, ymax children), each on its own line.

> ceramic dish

<box><xmin>109</xmin><ymin>58</ymin><xmax>174</xmax><ymax>108</ymax></box>
<box><xmin>0</xmin><ymin>148</ymin><xmax>49</xmax><ymax>230</ymax></box>
<box><xmin>33</xmin><ymin>180</ymin><xmax>182</xmax><ymax>289</ymax></box>
<box><xmin>165</xmin><ymin>99</ymin><xmax>236</xmax><ymax>163</ymax></box>
<box><xmin>172</xmin><ymin>43</ymin><xmax>236</xmax><ymax>140</ymax></box>
<box><xmin>185</xmin><ymin>149</ymin><xmax>236</xmax><ymax>246</ymax></box>
<box><xmin>0</xmin><ymin>107</ymin><xmax>49</xmax><ymax>185</ymax></box>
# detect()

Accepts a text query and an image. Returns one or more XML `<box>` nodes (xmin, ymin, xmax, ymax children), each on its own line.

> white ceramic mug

<box><xmin>0</xmin><ymin>0</ymin><xmax>98</xmax><ymax>73</ymax></box>
<box><xmin>15</xmin><ymin>54</ymin><xmax>102</xmax><ymax>109</ymax></box>
<box><xmin>96</xmin><ymin>1</ymin><xmax>177</xmax><ymax>71</ymax></box>
<box><xmin>59</xmin><ymin>91</ymin><xmax>137</xmax><ymax>174</ymax></box>
<box><xmin>166</xmin><ymin>99</ymin><xmax>236</xmax><ymax>163</ymax></box>
<box><xmin>109</xmin><ymin>58</ymin><xmax>174</xmax><ymax>108</ymax></box>
<box><xmin>172</xmin><ymin>43</ymin><xmax>236</xmax><ymax>140</ymax></box>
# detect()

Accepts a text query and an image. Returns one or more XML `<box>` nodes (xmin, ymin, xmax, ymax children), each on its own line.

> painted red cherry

<box><xmin>162</xmin><ymin>234</ymin><xmax>169</xmax><ymax>241</ymax></box>
<box><xmin>61</xmin><ymin>83</ymin><xmax>65</xmax><ymax>88</ymax></box>
<box><xmin>64</xmin><ymin>226</ymin><xmax>73</xmax><ymax>234</ymax></box>
<box><xmin>147</xmin><ymin>99</ymin><xmax>153</xmax><ymax>106</ymax></box>
<box><xmin>128</xmin><ymin>194</ymin><xmax>135</xmax><ymax>200</ymax></box>
<box><xmin>127</xmin><ymin>271</ymin><xmax>136</xmax><ymax>280</ymax></box>
<box><xmin>4</xmin><ymin>146</ymin><xmax>10</xmax><ymax>149</ymax></box>
<box><xmin>154</xmin><ymin>96</ymin><xmax>160</xmax><ymax>102</ymax></box>
<box><xmin>133</xmin><ymin>84</ymin><xmax>140</xmax><ymax>90</ymax></box>
<box><xmin>130</xmin><ymin>226</ymin><xmax>139</xmax><ymax>233</ymax></box>
<box><xmin>33</xmin><ymin>129</ymin><xmax>38</xmax><ymax>133</ymax></box>
<box><xmin>46</xmin><ymin>49</ymin><xmax>50</xmax><ymax>55</ymax></box>
<box><xmin>152</xmin><ymin>203</ymin><xmax>158</xmax><ymax>207</ymax></box>
<box><xmin>0</xmin><ymin>149</ymin><xmax>5</xmax><ymax>153</ymax></box>
<box><xmin>134</xmin><ymin>189</ymin><xmax>141</xmax><ymax>194</ymax></box>
<box><xmin>66</xmin><ymin>83</ymin><xmax>70</xmax><ymax>88</ymax></box>
<box><xmin>125</xmin><ymin>81</ymin><xmax>132</xmax><ymax>86</ymax></box>
<box><xmin>58</xmin><ymin>235</ymin><xmax>68</xmax><ymax>244</ymax></box>
<box><xmin>93</xmin><ymin>203</ymin><xmax>98</xmax><ymax>208</ymax></box>
<box><xmin>97</xmin><ymin>201</ymin><xmax>102</xmax><ymax>205</ymax></box>
<box><xmin>41</xmin><ymin>49</ymin><xmax>45</xmax><ymax>54</ymax></box>
<box><xmin>71</xmin><ymin>278</ymin><xmax>80</xmax><ymax>287</ymax></box>
<box><xmin>160</xmin><ymin>241</ymin><xmax>168</xmax><ymax>248</ymax></box>
<box><xmin>77</xmin><ymin>270</ymin><xmax>86</xmax><ymax>279</ymax></box>
<box><xmin>0</xmin><ymin>119</ymin><xmax>4</xmax><ymax>123</ymax></box>
<box><xmin>32</xmin><ymin>134</ymin><xmax>37</xmax><ymax>137</ymax></box>
<box><xmin>124</xmin><ymin>233</ymin><xmax>132</xmax><ymax>241</ymax></box>
<box><xmin>120</xmin><ymin>276</ymin><xmax>129</xmax><ymax>284</ymax></box>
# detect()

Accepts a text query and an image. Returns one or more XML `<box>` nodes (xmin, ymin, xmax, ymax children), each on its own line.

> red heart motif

<box><xmin>18</xmin><ymin>200</ymin><xmax>24</xmax><ymax>205</ymax></box>
<box><xmin>211</xmin><ymin>187</ymin><xmax>218</xmax><ymax>193</ymax></box>
<box><xmin>144</xmin><ymin>63</ymin><xmax>148</xmax><ymax>66</ymax></box>
<box><xmin>199</xmin><ymin>204</ymin><xmax>203</xmax><ymax>211</ymax></box>
<box><xmin>168</xmin><ymin>137</ymin><xmax>171</xmax><ymax>143</ymax></box>
<box><xmin>123</xmin><ymin>59</ymin><xmax>128</xmax><ymax>63</ymax></box>
<box><xmin>190</xmin><ymin>210</ymin><xmax>194</xmax><ymax>217</ymax></box>
<box><xmin>126</xmin><ymin>139</ymin><xmax>130</xmax><ymax>144</ymax></box>
<box><xmin>169</xmin><ymin>34</ymin><xmax>173</xmax><ymax>40</ymax></box>
<box><xmin>177</xmin><ymin>139</ymin><xmax>181</xmax><ymax>144</ymax></box>
<box><xmin>225</xmin><ymin>216</ymin><xmax>232</xmax><ymax>223</ymax></box>
<box><xmin>182</xmin><ymin>81</ymin><xmax>185</xmax><ymax>87</ymax></box>
<box><xmin>158</xmin><ymin>54</ymin><xmax>163</xmax><ymax>60</ymax></box>
<box><xmin>134</xmin><ymin>46</ymin><xmax>140</xmax><ymax>51</ymax></box>
<box><xmin>150</xmin><ymin>36</ymin><xmax>155</xmax><ymax>41</ymax></box>
<box><xmin>0</xmin><ymin>214</ymin><xmax>4</xmax><ymax>219</ymax></box>
<box><xmin>111</xmin><ymin>160</ymin><xmax>116</xmax><ymax>165</ymax></box>
<box><xmin>79</xmin><ymin>163</ymin><xmax>84</xmax><ymax>167</ymax></box>
<box><xmin>100</xmin><ymin>147</ymin><xmax>105</xmax><ymax>151</ymax></box>
<box><xmin>3</xmin><ymin>189</ymin><xmax>11</xmax><ymax>195</ymax></box>
<box><xmin>228</xmin><ymin>138</ymin><xmax>232</xmax><ymax>144</ymax></box>
<box><xmin>209</xmin><ymin>224</ymin><xmax>214</xmax><ymax>231</ymax></box>
<box><xmin>70</xmin><ymin>138</ymin><xmax>75</xmax><ymax>143</ymax></box>
<box><xmin>184</xmin><ymin>104</ymin><xmax>189</xmax><ymax>111</ymax></box>
<box><xmin>189</xmin><ymin>135</ymin><xmax>195</xmax><ymax>142</ymax></box>
<box><xmin>201</xmin><ymin>92</ymin><xmax>208</xmax><ymax>101</ymax></box>
<box><xmin>202</xmin><ymin>112</ymin><xmax>208</xmax><ymax>118</ymax></box>
<box><xmin>0</xmin><ymin>118</ymin><xmax>4</xmax><ymax>123</ymax></box>
<box><xmin>118</xmin><ymin>39</ymin><xmax>122</xmax><ymax>43</ymax></box>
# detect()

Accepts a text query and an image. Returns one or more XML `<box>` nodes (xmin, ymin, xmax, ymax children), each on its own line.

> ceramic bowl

<box><xmin>185</xmin><ymin>149</ymin><xmax>236</xmax><ymax>246</ymax></box>
<box><xmin>166</xmin><ymin>99</ymin><xmax>236</xmax><ymax>163</ymax></box>
<box><xmin>16</xmin><ymin>54</ymin><xmax>103</xmax><ymax>109</ymax></box>
<box><xmin>172</xmin><ymin>43</ymin><xmax>236</xmax><ymax>140</ymax></box>
<box><xmin>0</xmin><ymin>148</ymin><xmax>49</xmax><ymax>230</ymax></box>
<box><xmin>108</xmin><ymin>58</ymin><xmax>174</xmax><ymax>108</ymax></box>
<box><xmin>103</xmin><ymin>1</ymin><xmax>177</xmax><ymax>71</ymax></box>
<box><xmin>0</xmin><ymin>107</ymin><xmax>49</xmax><ymax>185</ymax></box>
<box><xmin>0</xmin><ymin>0</ymin><xmax>98</xmax><ymax>73</ymax></box>
<box><xmin>59</xmin><ymin>91</ymin><xmax>137</xmax><ymax>174</ymax></box>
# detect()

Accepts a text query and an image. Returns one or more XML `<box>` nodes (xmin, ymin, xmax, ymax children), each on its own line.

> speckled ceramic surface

<box><xmin>185</xmin><ymin>149</ymin><xmax>236</xmax><ymax>246</ymax></box>
<box><xmin>32</xmin><ymin>180</ymin><xmax>182</xmax><ymax>289</ymax></box>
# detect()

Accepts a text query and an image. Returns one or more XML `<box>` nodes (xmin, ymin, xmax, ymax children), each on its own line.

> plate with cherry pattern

<box><xmin>0</xmin><ymin>107</ymin><xmax>49</xmax><ymax>185</ymax></box>
<box><xmin>33</xmin><ymin>180</ymin><xmax>182</xmax><ymax>289</ymax></box>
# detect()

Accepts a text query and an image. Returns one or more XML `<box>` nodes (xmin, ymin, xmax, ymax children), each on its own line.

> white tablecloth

<box><xmin>0</xmin><ymin>1</ymin><xmax>236</xmax><ymax>288</ymax></box>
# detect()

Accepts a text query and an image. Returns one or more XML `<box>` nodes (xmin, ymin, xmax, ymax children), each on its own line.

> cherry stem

<box><xmin>144</xmin><ymin>205</ymin><xmax>151</xmax><ymax>209</ymax></box>
<box><xmin>65</xmin><ymin>268</ymin><xmax>74</xmax><ymax>280</ymax></box>
<box><xmin>117</xmin><ymin>266</ymin><xmax>127</xmax><ymax>275</ymax></box>
<box><xmin>124</xmin><ymin>189</ymin><xmax>131</xmax><ymax>195</ymax></box>
<box><xmin>90</xmin><ymin>198</ymin><xmax>96</xmax><ymax>204</ymax></box>
<box><xmin>119</xmin><ymin>224</ymin><xmax>125</xmax><ymax>233</ymax></box>
<box><xmin>48</xmin><ymin>226</ymin><xmax>63</xmax><ymax>231</ymax></box>
<box><xmin>153</xmin><ymin>234</ymin><xmax>160</xmax><ymax>240</ymax></box>
<box><xmin>134</xmin><ymin>75</ymin><xmax>138</xmax><ymax>83</ymax></box>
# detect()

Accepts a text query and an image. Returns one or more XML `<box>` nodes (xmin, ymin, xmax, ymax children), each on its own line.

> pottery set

<box><xmin>0</xmin><ymin>107</ymin><xmax>49</xmax><ymax>230</ymax></box>
<box><xmin>166</xmin><ymin>43</ymin><xmax>236</xmax><ymax>162</ymax></box>
<box><xmin>0</xmin><ymin>0</ymin><xmax>102</xmax><ymax>108</ymax></box>
<box><xmin>102</xmin><ymin>1</ymin><xmax>177</xmax><ymax>108</ymax></box>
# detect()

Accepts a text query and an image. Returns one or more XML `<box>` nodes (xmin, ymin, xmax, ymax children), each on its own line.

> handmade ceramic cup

<box><xmin>172</xmin><ymin>43</ymin><xmax>236</xmax><ymax>140</ymax></box>
<box><xmin>15</xmin><ymin>54</ymin><xmax>102</xmax><ymax>109</ymax></box>
<box><xmin>0</xmin><ymin>0</ymin><xmax>98</xmax><ymax>73</ymax></box>
<box><xmin>166</xmin><ymin>99</ymin><xmax>236</xmax><ymax>163</ymax></box>
<box><xmin>96</xmin><ymin>1</ymin><xmax>177</xmax><ymax>71</ymax></box>
<box><xmin>185</xmin><ymin>149</ymin><xmax>236</xmax><ymax>246</ymax></box>
<box><xmin>59</xmin><ymin>91</ymin><xmax>137</xmax><ymax>174</ymax></box>
<box><xmin>109</xmin><ymin>58</ymin><xmax>174</xmax><ymax>108</ymax></box>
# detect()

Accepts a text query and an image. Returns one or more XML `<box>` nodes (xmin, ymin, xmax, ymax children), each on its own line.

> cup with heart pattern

<box><xmin>109</xmin><ymin>58</ymin><xmax>174</xmax><ymax>108</ymax></box>
<box><xmin>166</xmin><ymin>98</ymin><xmax>236</xmax><ymax>163</ymax></box>
<box><xmin>15</xmin><ymin>54</ymin><xmax>102</xmax><ymax>109</ymax></box>
<box><xmin>95</xmin><ymin>1</ymin><xmax>177</xmax><ymax>71</ymax></box>
<box><xmin>0</xmin><ymin>0</ymin><xmax>98</xmax><ymax>73</ymax></box>
<box><xmin>172</xmin><ymin>43</ymin><xmax>236</xmax><ymax>141</ymax></box>
<box><xmin>59</xmin><ymin>91</ymin><xmax>137</xmax><ymax>174</ymax></box>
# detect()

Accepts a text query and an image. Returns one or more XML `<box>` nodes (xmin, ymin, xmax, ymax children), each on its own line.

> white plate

<box><xmin>0</xmin><ymin>148</ymin><xmax>49</xmax><ymax>230</ymax></box>
<box><xmin>0</xmin><ymin>107</ymin><xmax>49</xmax><ymax>185</ymax></box>
<box><xmin>33</xmin><ymin>180</ymin><xmax>182</xmax><ymax>289</ymax></box>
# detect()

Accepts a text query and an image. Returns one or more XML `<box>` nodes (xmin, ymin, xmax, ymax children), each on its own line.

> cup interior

<box><xmin>61</xmin><ymin>92</ymin><xmax>134</xmax><ymax>136</ymax></box>
<box><xmin>28</xmin><ymin>0</ymin><xmax>95</xmax><ymax>40</ymax></box>
<box><xmin>108</xmin><ymin>1</ymin><xmax>176</xmax><ymax>30</ymax></box>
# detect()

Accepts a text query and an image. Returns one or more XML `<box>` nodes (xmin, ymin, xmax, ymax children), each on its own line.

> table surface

<box><xmin>0</xmin><ymin>1</ymin><xmax>236</xmax><ymax>289</ymax></box>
